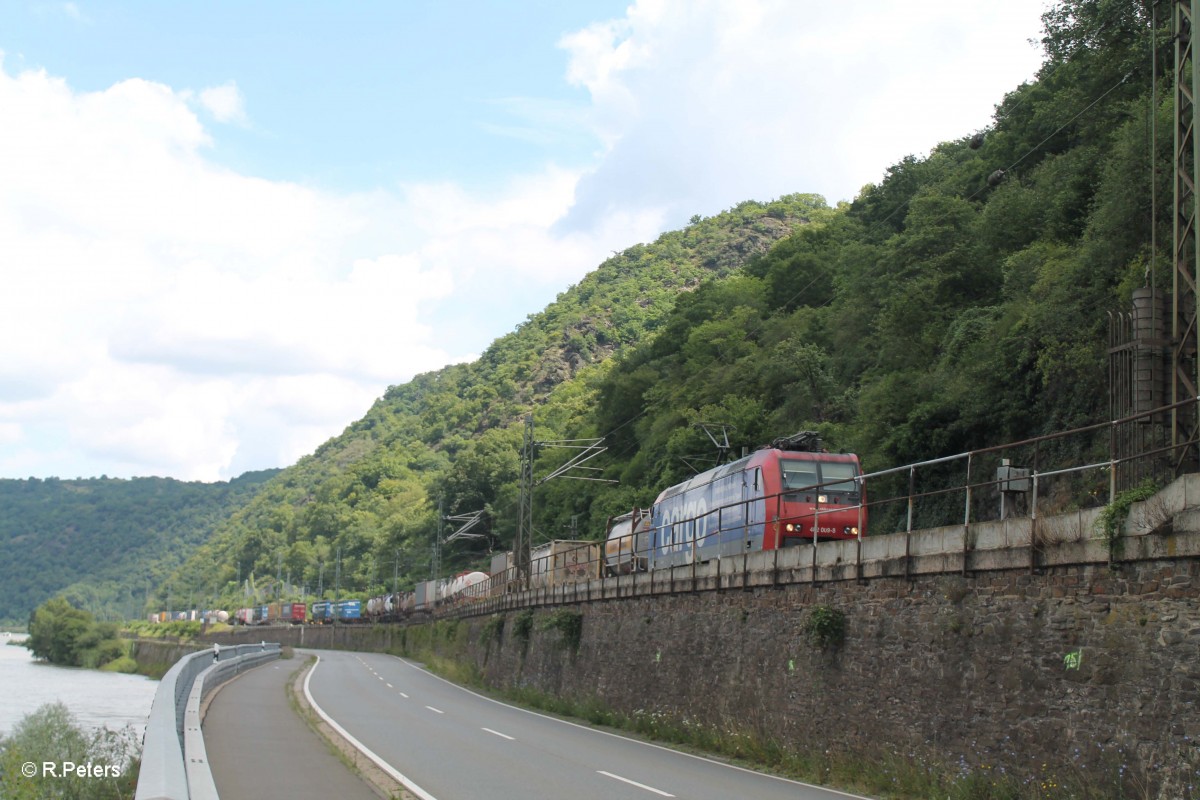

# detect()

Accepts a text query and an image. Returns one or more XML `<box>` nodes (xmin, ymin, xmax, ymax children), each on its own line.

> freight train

<box><xmin>154</xmin><ymin>432</ymin><xmax>864</xmax><ymax>626</ymax></box>
<box><xmin>606</xmin><ymin>430</ymin><xmax>865</xmax><ymax>574</ymax></box>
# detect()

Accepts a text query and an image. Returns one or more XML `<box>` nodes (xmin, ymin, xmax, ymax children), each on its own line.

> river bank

<box><xmin>0</xmin><ymin>634</ymin><xmax>158</xmax><ymax>736</ymax></box>
<box><xmin>128</xmin><ymin>637</ymin><xmax>208</xmax><ymax>678</ymax></box>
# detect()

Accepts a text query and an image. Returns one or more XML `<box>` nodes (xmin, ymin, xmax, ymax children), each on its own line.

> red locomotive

<box><xmin>608</xmin><ymin>432</ymin><xmax>866</xmax><ymax>571</ymax></box>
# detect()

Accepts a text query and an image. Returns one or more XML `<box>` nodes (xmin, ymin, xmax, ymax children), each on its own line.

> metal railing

<box><xmin>416</xmin><ymin>397</ymin><xmax>1197</xmax><ymax>617</ymax></box>
<box><xmin>135</xmin><ymin>642</ymin><xmax>281</xmax><ymax>800</ymax></box>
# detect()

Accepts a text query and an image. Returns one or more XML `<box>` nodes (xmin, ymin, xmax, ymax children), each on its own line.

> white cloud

<box><xmin>197</xmin><ymin>81</ymin><xmax>247</xmax><ymax>125</ymax></box>
<box><xmin>396</xmin><ymin>166</ymin><xmax>658</xmax><ymax>284</ymax></box>
<box><xmin>557</xmin><ymin>0</ymin><xmax>1047</xmax><ymax>231</ymax></box>
<box><xmin>0</xmin><ymin>2</ymin><xmax>1050</xmax><ymax>481</ymax></box>
<box><xmin>0</xmin><ymin>59</ymin><xmax>634</xmax><ymax>481</ymax></box>
<box><xmin>107</xmin><ymin>252</ymin><xmax>455</xmax><ymax>382</ymax></box>
<box><xmin>0</xmin><ymin>423</ymin><xmax>21</xmax><ymax>446</ymax></box>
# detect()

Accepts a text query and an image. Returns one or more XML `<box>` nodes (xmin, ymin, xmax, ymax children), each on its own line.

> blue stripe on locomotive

<box><xmin>649</xmin><ymin>459</ymin><xmax>766</xmax><ymax>569</ymax></box>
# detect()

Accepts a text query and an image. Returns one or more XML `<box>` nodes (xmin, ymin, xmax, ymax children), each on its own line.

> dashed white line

<box><xmin>482</xmin><ymin>727</ymin><xmax>515</xmax><ymax>740</ymax></box>
<box><xmin>598</xmin><ymin>771</ymin><xmax>674</xmax><ymax>797</ymax></box>
<box><xmin>390</xmin><ymin>654</ymin><xmax>871</xmax><ymax>799</ymax></box>
<box><xmin>426</xmin><ymin>706</ymin><xmax>444</xmax><ymax>714</ymax></box>
<box><xmin>399</xmin><ymin>692</ymin><xmax>409</xmax><ymax>699</ymax></box>
<box><xmin>303</xmin><ymin>657</ymin><xmax>439</xmax><ymax>800</ymax></box>
<box><xmin>386</xmin><ymin>683</ymin><xmax>393</xmax><ymax>688</ymax></box>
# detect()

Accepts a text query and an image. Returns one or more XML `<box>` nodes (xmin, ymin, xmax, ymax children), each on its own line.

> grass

<box><xmin>1096</xmin><ymin>479</ymin><xmax>1158</xmax><ymax>559</ymax></box>
<box><xmin>98</xmin><ymin>655</ymin><xmax>139</xmax><ymax>673</ymax></box>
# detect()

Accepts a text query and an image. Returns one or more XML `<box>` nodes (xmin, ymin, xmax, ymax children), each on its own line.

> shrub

<box><xmin>480</xmin><ymin>615</ymin><xmax>505</xmax><ymax>645</ymax></box>
<box><xmin>537</xmin><ymin>610</ymin><xmax>584</xmax><ymax>653</ymax></box>
<box><xmin>804</xmin><ymin>604</ymin><xmax>846</xmax><ymax>648</ymax></box>
<box><xmin>1096</xmin><ymin>479</ymin><xmax>1158</xmax><ymax>559</ymax></box>
<box><xmin>513</xmin><ymin>610</ymin><xmax>534</xmax><ymax>644</ymax></box>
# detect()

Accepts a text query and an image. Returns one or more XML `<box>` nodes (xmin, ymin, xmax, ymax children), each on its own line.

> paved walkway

<box><xmin>203</xmin><ymin>657</ymin><xmax>381</xmax><ymax>800</ymax></box>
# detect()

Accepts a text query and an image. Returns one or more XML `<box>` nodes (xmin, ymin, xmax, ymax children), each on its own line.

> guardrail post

<box><xmin>905</xmin><ymin>465</ymin><xmax>915</xmax><ymax>581</ymax></box>
<box><xmin>691</xmin><ymin>539</ymin><xmax>697</xmax><ymax>592</ymax></box>
<box><xmin>1030</xmin><ymin>471</ymin><xmax>1040</xmax><ymax>574</ymax></box>
<box><xmin>963</xmin><ymin>453</ymin><xmax>973</xmax><ymax>576</ymax></box>
<box><xmin>856</xmin><ymin>483</ymin><xmax>865</xmax><ymax>584</ymax></box>
<box><xmin>856</xmin><ymin>536</ymin><xmax>864</xmax><ymax>584</ymax></box>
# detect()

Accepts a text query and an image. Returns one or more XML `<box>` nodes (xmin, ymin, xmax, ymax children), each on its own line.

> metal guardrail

<box><xmin>203</xmin><ymin>402</ymin><xmax>1199</xmax><ymax>623</ymax></box>
<box><xmin>415</xmin><ymin>398</ymin><xmax>1200</xmax><ymax>615</ymax></box>
<box><xmin>427</xmin><ymin>472</ymin><xmax>1200</xmax><ymax>622</ymax></box>
<box><xmin>135</xmin><ymin>642</ymin><xmax>281</xmax><ymax>800</ymax></box>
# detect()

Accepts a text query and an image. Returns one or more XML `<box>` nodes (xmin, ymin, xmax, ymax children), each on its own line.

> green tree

<box><xmin>26</xmin><ymin>598</ymin><xmax>93</xmax><ymax>667</ymax></box>
<box><xmin>25</xmin><ymin>598</ymin><xmax>127</xmax><ymax>670</ymax></box>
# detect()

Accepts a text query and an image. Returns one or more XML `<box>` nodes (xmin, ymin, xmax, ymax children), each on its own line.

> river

<box><xmin>0</xmin><ymin>634</ymin><xmax>158</xmax><ymax>737</ymax></box>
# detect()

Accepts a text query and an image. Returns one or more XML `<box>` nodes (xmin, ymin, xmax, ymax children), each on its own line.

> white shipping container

<box><xmin>490</xmin><ymin>551</ymin><xmax>513</xmax><ymax>596</ymax></box>
<box><xmin>415</xmin><ymin>580</ymin><xmax>438</xmax><ymax>610</ymax></box>
<box><xmin>529</xmin><ymin>540</ymin><xmax>600</xmax><ymax>588</ymax></box>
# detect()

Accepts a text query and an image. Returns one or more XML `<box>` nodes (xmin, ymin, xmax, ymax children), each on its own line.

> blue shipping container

<box><xmin>334</xmin><ymin>600</ymin><xmax>361</xmax><ymax>621</ymax></box>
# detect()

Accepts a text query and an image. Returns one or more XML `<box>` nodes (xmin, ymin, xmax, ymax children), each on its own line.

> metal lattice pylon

<box><xmin>514</xmin><ymin>413</ymin><xmax>613</xmax><ymax>589</ymax></box>
<box><xmin>1173</xmin><ymin>0</ymin><xmax>1200</xmax><ymax>473</ymax></box>
<box><xmin>515</xmin><ymin>414</ymin><xmax>534</xmax><ymax>590</ymax></box>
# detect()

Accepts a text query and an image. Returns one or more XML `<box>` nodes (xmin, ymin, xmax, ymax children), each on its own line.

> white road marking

<box><xmin>399</xmin><ymin>692</ymin><xmax>409</xmax><ymax>698</ymax></box>
<box><xmin>482</xmin><ymin>727</ymin><xmax>515</xmax><ymax>740</ymax></box>
<box><xmin>598</xmin><ymin>771</ymin><xmax>675</xmax><ymax>797</ymax></box>
<box><xmin>391</xmin><ymin>655</ymin><xmax>873</xmax><ymax>799</ymax></box>
<box><xmin>386</xmin><ymin>683</ymin><xmax>393</xmax><ymax>688</ymax></box>
<box><xmin>303</xmin><ymin>657</ymin><xmax>439</xmax><ymax>800</ymax></box>
<box><xmin>426</xmin><ymin>706</ymin><xmax>444</xmax><ymax>714</ymax></box>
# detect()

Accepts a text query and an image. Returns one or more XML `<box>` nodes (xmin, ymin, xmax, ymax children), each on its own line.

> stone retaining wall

<box><xmin>206</xmin><ymin>480</ymin><xmax>1200</xmax><ymax>798</ymax></box>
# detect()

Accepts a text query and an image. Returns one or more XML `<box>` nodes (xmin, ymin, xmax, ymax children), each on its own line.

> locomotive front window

<box><xmin>821</xmin><ymin>462</ymin><xmax>858</xmax><ymax>494</ymax></box>
<box><xmin>780</xmin><ymin>459</ymin><xmax>858</xmax><ymax>494</ymax></box>
<box><xmin>780</xmin><ymin>460</ymin><xmax>819</xmax><ymax>491</ymax></box>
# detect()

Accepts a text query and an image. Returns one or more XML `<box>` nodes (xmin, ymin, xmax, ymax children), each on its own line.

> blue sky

<box><xmin>0</xmin><ymin>0</ymin><xmax>1049</xmax><ymax>481</ymax></box>
<box><xmin>5</xmin><ymin>2</ymin><xmax>613</xmax><ymax>187</ymax></box>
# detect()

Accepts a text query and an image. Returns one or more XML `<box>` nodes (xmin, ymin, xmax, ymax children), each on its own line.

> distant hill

<box><xmin>0</xmin><ymin>470</ymin><xmax>277</xmax><ymax>625</ymax></box>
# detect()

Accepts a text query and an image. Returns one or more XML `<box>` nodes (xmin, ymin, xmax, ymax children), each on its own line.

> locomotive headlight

<box><xmin>785</xmin><ymin>523</ymin><xmax>796</xmax><ymax>532</ymax></box>
<box><xmin>817</xmin><ymin>495</ymin><xmax>827</xmax><ymax>504</ymax></box>
<box><xmin>846</xmin><ymin>526</ymin><xmax>858</xmax><ymax>536</ymax></box>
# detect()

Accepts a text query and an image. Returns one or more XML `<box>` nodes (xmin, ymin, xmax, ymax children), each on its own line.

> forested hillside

<box><xmin>0</xmin><ymin>471</ymin><xmax>277</xmax><ymax>625</ymax></box>
<box><xmin>161</xmin><ymin>196</ymin><xmax>827</xmax><ymax>607</ymax></box>
<box><xmin>163</xmin><ymin>1</ymin><xmax>1162</xmax><ymax>609</ymax></box>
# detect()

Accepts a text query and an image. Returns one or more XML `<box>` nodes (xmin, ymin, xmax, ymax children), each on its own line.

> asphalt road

<box><xmin>204</xmin><ymin>658</ymin><xmax>380</xmax><ymax>800</ymax></box>
<box><xmin>302</xmin><ymin>648</ymin><xmax>873</xmax><ymax>800</ymax></box>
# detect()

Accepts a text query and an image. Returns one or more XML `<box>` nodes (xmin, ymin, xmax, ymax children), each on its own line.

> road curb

<box><xmin>287</xmin><ymin>655</ymin><xmax>418</xmax><ymax>800</ymax></box>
